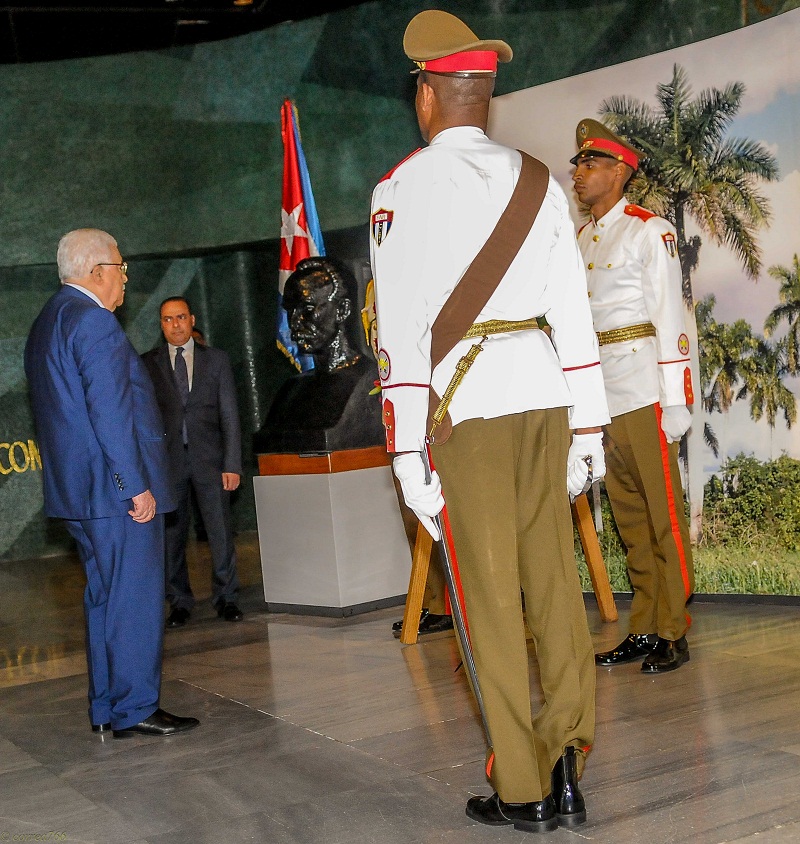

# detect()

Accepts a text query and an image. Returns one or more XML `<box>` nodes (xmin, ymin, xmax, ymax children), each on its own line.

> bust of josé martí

<box><xmin>253</xmin><ymin>257</ymin><xmax>385</xmax><ymax>455</ymax></box>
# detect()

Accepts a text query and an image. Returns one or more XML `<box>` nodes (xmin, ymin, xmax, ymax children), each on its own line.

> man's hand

<box><xmin>661</xmin><ymin>405</ymin><xmax>691</xmax><ymax>443</ymax></box>
<box><xmin>567</xmin><ymin>432</ymin><xmax>606</xmax><ymax>498</ymax></box>
<box><xmin>129</xmin><ymin>489</ymin><xmax>156</xmax><ymax>523</ymax></box>
<box><xmin>393</xmin><ymin>452</ymin><xmax>445</xmax><ymax>542</ymax></box>
<box><xmin>222</xmin><ymin>472</ymin><xmax>241</xmax><ymax>492</ymax></box>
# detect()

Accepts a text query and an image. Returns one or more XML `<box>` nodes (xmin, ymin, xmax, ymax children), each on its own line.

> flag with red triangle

<box><xmin>277</xmin><ymin>99</ymin><xmax>326</xmax><ymax>371</ymax></box>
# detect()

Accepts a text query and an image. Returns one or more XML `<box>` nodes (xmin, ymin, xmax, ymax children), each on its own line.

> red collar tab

<box><xmin>417</xmin><ymin>50</ymin><xmax>498</xmax><ymax>74</ymax></box>
<box><xmin>581</xmin><ymin>137</ymin><xmax>639</xmax><ymax>170</ymax></box>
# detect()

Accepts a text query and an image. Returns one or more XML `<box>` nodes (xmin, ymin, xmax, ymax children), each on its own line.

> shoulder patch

<box><xmin>378</xmin><ymin>148</ymin><xmax>423</xmax><ymax>183</ymax></box>
<box><xmin>624</xmin><ymin>203</ymin><xmax>657</xmax><ymax>222</ymax></box>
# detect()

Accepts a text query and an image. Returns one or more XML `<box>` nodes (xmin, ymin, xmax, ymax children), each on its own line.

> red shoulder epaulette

<box><xmin>378</xmin><ymin>148</ymin><xmax>423</xmax><ymax>183</ymax></box>
<box><xmin>624</xmin><ymin>203</ymin><xmax>656</xmax><ymax>222</ymax></box>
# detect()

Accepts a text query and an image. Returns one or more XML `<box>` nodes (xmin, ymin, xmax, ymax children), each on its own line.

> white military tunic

<box><xmin>370</xmin><ymin>126</ymin><xmax>610</xmax><ymax>452</ymax></box>
<box><xmin>577</xmin><ymin>197</ymin><xmax>693</xmax><ymax>418</ymax></box>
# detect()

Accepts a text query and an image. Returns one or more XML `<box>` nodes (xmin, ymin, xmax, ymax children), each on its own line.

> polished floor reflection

<box><xmin>2</xmin><ymin>533</ymin><xmax>800</xmax><ymax>843</ymax></box>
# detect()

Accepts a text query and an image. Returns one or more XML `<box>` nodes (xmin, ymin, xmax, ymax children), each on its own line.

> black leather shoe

<box><xmin>595</xmin><ymin>633</ymin><xmax>657</xmax><ymax>666</ymax></box>
<box><xmin>166</xmin><ymin>607</ymin><xmax>190</xmax><ymax>628</ymax></box>
<box><xmin>392</xmin><ymin>608</ymin><xmax>429</xmax><ymax>636</ymax></box>
<box><xmin>418</xmin><ymin>613</ymin><xmax>453</xmax><ymax>635</ymax></box>
<box><xmin>466</xmin><ymin>792</ymin><xmax>558</xmax><ymax>833</ymax></box>
<box><xmin>217</xmin><ymin>600</ymin><xmax>244</xmax><ymax>622</ymax></box>
<box><xmin>91</xmin><ymin>722</ymin><xmax>111</xmax><ymax>733</ymax></box>
<box><xmin>551</xmin><ymin>746</ymin><xmax>586</xmax><ymax>828</ymax></box>
<box><xmin>112</xmin><ymin>708</ymin><xmax>200</xmax><ymax>738</ymax></box>
<box><xmin>641</xmin><ymin>636</ymin><xmax>689</xmax><ymax>673</ymax></box>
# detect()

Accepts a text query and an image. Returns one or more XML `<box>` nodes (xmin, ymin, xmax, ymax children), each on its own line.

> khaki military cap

<box><xmin>570</xmin><ymin>118</ymin><xmax>643</xmax><ymax>170</ymax></box>
<box><xmin>403</xmin><ymin>10</ymin><xmax>512</xmax><ymax>75</ymax></box>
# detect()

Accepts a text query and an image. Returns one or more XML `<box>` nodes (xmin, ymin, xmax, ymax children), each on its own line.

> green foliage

<box><xmin>574</xmin><ymin>456</ymin><xmax>800</xmax><ymax>595</ymax></box>
<box><xmin>703</xmin><ymin>453</ymin><xmax>800</xmax><ymax>549</ymax></box>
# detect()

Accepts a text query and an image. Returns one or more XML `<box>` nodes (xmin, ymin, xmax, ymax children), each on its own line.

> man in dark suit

<box><xmin>142</xmin><ymin>296</ymin><xmax>244</xmax><ymax>627</ymax></box>
<box><xmin>24</xmin><ymin>228</ymin><xmax>199</xmax><ymax>738</ymax></box>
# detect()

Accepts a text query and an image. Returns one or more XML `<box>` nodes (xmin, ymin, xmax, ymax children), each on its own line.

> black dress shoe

<box><xmin>551</xmin><ymin>746</ymin><xmax>586</xmax><ymax>828</ymax></box>
<box><xmin>217</xmin><ymin>600</ymin><xmax>244</xmax><ymax>622</ymax></box>
<box><xmin>392</xmin><ymin>608</ymin><xmax>429</xmax><ymax>636</ymax></box>
<box><xmin>166</xmin><ymin>606</ymin><xmax>190</xmax><ymax>628</ymax></box>
<box><xmin>91</xmin><ymin>722</ymin><xmax>111</xmax><ymax>733</ymax></box>
<box><xmin>595</xmin><ymin>633</ymin><xmax>657</xmax><ymax>666</ymax></box>
<box><xmin>112</xmin><ymin>708</ymin><xmax>200</xmax><ymax>738</ymax></box>
<box><xmin>641</xmin><ymin>636</ymin><xmax>689</xmax><ymax>673</ymax></box>
<box><xmin>417</xmin><ymin>613</ymin><xmax>453</xmax><ymax>635</ymax></box>
<box><xmin>466</xmin><ymin>792</ymin><xmax>558</xmax><ymax>833</ymax></box>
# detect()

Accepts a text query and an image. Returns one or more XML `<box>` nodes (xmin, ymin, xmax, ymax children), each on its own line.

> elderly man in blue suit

<box><xmin>24</xmin><ymin>228</ymin><xmax>199</xmax><ymax>738</ymax></box>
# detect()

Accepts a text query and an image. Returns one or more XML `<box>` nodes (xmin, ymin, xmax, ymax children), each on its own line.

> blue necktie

<box><xmin>174</xmin><ymin>346</ymin><xmax>190</xmax><ymax>444</ymax></box>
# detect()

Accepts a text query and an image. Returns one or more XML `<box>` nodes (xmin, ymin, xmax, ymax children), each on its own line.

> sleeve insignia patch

<box><xmin>662</xmin><ymin>231</ymin><xmax>677</xmax><ymax>258</ymax></box>
<box><xmin>678</xmin><ymin>333</ymin><xmax>690</xmax><ymax>356</ymax></box>
<box><xmin>377</xmin><ymin>348</ymin><xmax>391</xmax><ymax>381</ymax></box>
<box><xmin>371</xmin><ymin>208</ymin><xmax>393</xmax><ymax>246</ymax></box>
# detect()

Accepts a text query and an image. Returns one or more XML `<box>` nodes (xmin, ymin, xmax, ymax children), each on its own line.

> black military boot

<box><xmin>466</xmin><ymin>792</ymin><xmax>558</xmax><ymax>833</ymax></box>
<box><xmin>551</xmin><ymin>746</ymin><xmax>586</xmax><ymax>828</ymax></box>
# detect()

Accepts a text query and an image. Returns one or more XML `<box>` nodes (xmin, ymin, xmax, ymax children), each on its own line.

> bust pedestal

<box><xmin>253</xmin><ymin>446</ymin><xmax>411</xmax><ymax>616</ymax></box>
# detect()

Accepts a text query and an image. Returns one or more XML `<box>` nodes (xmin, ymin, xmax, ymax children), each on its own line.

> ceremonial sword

<box><xmin>420</xmin><ymin>444</ymin><xmax>492</xmax><ymax>746</ymax></box>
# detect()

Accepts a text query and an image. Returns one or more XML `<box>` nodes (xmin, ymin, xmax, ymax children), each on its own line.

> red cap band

<box><xmin>580</xmin><ymin>137</ymin><xmax>639</xmax><ymax>170</ymax></box>
<box><xmin>418</xmin><ymin>50</ymin><xmax>498</xmax><ymax>74</ymax></box>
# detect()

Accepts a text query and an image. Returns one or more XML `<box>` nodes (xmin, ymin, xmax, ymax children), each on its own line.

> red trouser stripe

<box><xmin>654</xmin><ymin>404</ymin><xmax>692</xmax><ymax>599</ymax></box>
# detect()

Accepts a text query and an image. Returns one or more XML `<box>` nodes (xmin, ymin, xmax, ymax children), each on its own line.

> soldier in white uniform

<box><xmin>370</xmin><ymin>11</ymin><xmax>611</xmax><ymax>834</ymax></box>
<box><xmin>571</xmin><ymin>119</ymin><xmax>695</xmax><ymax>673</ymax></box>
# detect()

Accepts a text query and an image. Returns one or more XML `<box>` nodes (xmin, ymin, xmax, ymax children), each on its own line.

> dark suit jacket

<box><xmin>141</xmin><ymin>342</ymin><xmax>243</xmax><ymax>486</ymax></box>
<box><xmin>24</xmin><ymin>284</ymin><xmax>174</xmax><ymax>519</ymax></box>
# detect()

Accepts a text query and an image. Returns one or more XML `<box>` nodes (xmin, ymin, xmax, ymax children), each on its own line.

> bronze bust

<box><xmin>253</xmin><ymin>257</ymin><xmax>385</xmax><ymax>454</ymax></box>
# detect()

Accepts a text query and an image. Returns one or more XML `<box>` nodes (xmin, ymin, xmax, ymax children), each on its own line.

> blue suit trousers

<box><xmin>64</xmin><ymin>514</ymin><xmax>165</xmax><ymax>730</ymax></box>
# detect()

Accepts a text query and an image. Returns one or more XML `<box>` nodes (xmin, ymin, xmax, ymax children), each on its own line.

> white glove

<box><xmin>393</xmin><ymin>452</ymin><xmax>445</xmax><ymax>542</ymax></box>
<box><xmin>567</xmin><ymin>432</ymin><xmax>606</xmax><ymax>498</ymax></box>
<box><xmin>660</xmin><ymin>405</ymin><xmax>692</xmax><ymax>443</ymax></box>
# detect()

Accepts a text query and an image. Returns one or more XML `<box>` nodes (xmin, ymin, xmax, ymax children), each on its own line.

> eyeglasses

<box><xmin>95</xmin><ymin>261</ymin><xmax>128</xmax><ymax>275</ymax></box>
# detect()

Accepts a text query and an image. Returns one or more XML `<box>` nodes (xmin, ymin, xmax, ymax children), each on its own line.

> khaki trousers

<box><xmin>603</xmin><ymin>403</ymin><xmax>694</xmax><ymax>641</ymax></box>
<box><xmin>432</xmin><ymin>408</ymin><xmax>595</xmax><ymax>803</ymax></box>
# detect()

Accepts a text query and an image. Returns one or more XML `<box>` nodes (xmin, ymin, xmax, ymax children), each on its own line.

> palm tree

<box><xmin>764</xmin><ymin>255</ymin><xmax>800</xmax><ymax>374</ymax></box>
<box><xmin>600</xmin><ymin>64</ymin><xmax>779</xmax><ymax>542</ymax></box>
<box><xmin>695</xmin><ymin>294</ymin><xmax>760</xmax><ymax>458</ymax></box>
<box><xmin>739</xmin><ymin>337</ymin><xmax>797</xmax><ymax>431</ymax></box>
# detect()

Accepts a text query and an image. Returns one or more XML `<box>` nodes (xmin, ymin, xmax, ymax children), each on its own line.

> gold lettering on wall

<box><xmin>0</xmin><ymin>439</ymin><xmax>42</xmax><ymax>474</ymax></box>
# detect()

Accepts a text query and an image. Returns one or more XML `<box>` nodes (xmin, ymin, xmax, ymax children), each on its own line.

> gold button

<box><xmin>632</xmin><ymin>347</ymin><xmax>637</xmax><ymax>352</ymax></box>
<box><xmin>593</xmin><ymin>235</ymin><xmax>599</xmax><ymax>242</ymax></box>
<box><xmin>588</xmin><ymin>291</ymin><xmax>592</xmax><ymax>297</ymax></box>
<box><xmin>607</xmin><ymin>263</ymin><xmax>612</xmax><ymax>268</ymax></box>
<box><xmin>587</xmin><ymin>262</ymin><xmax>594</xmax><ymax>269</ymax></box>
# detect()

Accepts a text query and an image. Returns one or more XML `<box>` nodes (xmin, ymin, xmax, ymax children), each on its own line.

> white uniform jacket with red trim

<box><xmin>369</xmin><ymin>126</ymin><xmax>610</xmax><ymax>454</ymax></box>
<box><xmin>577</xmin><ymin>197</ymin><xmax>693</xmax><ymax>419</ymax></box>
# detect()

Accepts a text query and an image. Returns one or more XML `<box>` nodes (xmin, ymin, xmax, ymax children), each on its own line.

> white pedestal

<box><xmin>253</xmin><ymin>464</ymin><xmax>411</xmax><ymax>616</ymax></box>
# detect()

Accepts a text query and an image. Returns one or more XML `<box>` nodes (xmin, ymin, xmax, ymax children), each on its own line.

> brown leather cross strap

<box><xmin>427</xmin><ymin>151</ymin><xmax>550</xmax><ymax>443</ymax></box>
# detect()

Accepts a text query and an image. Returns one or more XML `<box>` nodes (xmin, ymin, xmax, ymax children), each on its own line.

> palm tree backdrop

<box><xmin>600</xmin><ymin>64</ymin><xmax>779</xmax><ymax>542</ymax></box>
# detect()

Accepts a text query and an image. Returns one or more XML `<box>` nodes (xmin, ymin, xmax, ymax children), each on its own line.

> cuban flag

<box><xmin>277</xmin><ymin>99</ymin><xmax>326</xmax><ymax>372</ymax></box>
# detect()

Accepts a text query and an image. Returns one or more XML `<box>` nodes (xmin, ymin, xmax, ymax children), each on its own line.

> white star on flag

<box><xmin>281</xmin><ymin>202</ymin><xmax>308</xmax><ymax>258</ymax></box>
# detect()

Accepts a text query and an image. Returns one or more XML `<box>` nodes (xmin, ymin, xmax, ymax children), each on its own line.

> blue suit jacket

<box><xmin>24</xmin><ymin>284</ymin><xmax>175</xmax><ymax>519</ymax></box>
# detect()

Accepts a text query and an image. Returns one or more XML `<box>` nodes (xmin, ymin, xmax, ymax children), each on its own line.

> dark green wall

<box><xmin>0</xmin><ymin>0</ymin><xmax>785</xmax><ymax>560</ymax></box>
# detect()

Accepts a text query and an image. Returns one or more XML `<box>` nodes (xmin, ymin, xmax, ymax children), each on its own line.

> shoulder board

<box><xmin>378</xmin><ymin>148</ymin><xmax>423</xmax><ymax>183</ymax></box>
<box><xmin>624</xmin><ymin>203</ymin><xmax>657</xmax><ymax>222</ymax></box>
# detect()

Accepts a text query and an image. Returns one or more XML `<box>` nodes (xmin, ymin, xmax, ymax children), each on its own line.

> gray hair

<box><xmin>56</xmin><ymin>229</ymin><xmax>118</xmax><ymax>282</ymax></box>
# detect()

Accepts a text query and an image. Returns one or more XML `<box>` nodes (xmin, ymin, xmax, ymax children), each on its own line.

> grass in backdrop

<box><xmin>575</xmin><ymin>454</ymin><xmax>800</xmax><ymax>596</ymax></box>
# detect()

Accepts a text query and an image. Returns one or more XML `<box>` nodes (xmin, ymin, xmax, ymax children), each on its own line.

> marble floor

<box><xmin>2</xmin><ymin>533</ymin><xmax>800</xmax><ymax>843</ymax></box>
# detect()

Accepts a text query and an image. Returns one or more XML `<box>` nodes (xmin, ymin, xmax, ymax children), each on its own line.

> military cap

<box><xmin>403</xmin><ymin>10</ymin><xmax>512</xmax><ymax>76</ymax></box>
<box><xmin>570</xmin><ymin>118</ymin><xmax>643</xmax><ymax>170</ymax></box>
